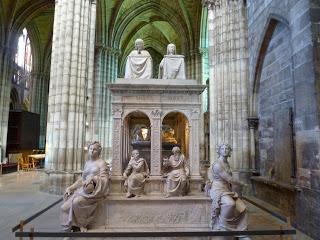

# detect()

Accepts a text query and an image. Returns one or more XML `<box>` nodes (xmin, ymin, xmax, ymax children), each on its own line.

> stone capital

<box><xmin>95</xmin><ymin>44</ymin><xmax>121</xmax><ymax>56</ymax></box>
<box><xmin>248</xmin><ymin>117</ymin><xmax>259</xmax><ymax>129</ymax></box>
<box><xmin>151</xmin><ymin>109</ymin><xmax>162</xmax><ymax>119</ymax></box>
<box><xmin>202</xmin><ymin>0</ymin><xmax>221</xmax><ymax>10</ymax></box>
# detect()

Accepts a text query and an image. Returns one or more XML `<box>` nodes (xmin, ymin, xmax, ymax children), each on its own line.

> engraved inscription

<box><xmin>111</xmin><ymin>204</ymin><xmax>207</xmax><ymax>225</ymax></box>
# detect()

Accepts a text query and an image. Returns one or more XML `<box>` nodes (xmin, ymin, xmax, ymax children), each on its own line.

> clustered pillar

<box><xmin>30</xmin><ymin>71</ymin><xmax>50</xmax><ymax>149</ymax></box>
<box><xmin>203</xmin><ymin>0</ymin><xmax>250</xmax><ymax>173</ymax></box>
<box><xmin>0</xmin><ymin>45</ymin><xmax>15</xmax><ymax>162</ymax></box>
<box><xmin>93</xmin><ymin>46</ymin><xmax>119</xmax><ymax>163</ymax></box>
<box><xmin>45</xmin><ymin>0</ymin><xmax>96</xmax><ymax>172</ymax></box>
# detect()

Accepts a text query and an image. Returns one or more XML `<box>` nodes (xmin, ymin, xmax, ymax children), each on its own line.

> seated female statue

<box><xmin>60</xmin><ymin>141</ymin><xmax>109</xmax><ymax>232</ymax></box>
<box><xmin>123</xmin><ymin>150</ymin><xmax>149</xmax><ymax>198</ymax></box>
<box><xmin>209</xmin><ymin>143</ymin><xmax>250</xmax><ymax>239</ymax></box>
<box><xmin>163</xmin><ymin>146</ymin><xmax>189</xmax><ymax>197</ymax></box>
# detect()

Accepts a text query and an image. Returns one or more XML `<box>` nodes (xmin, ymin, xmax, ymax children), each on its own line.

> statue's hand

<box><xmin>64</xmin><ymin>187</ymin><xmax>73</xmax><ymax>200</ymax></box>
<box><xmin>123</xmin><ymin>173</ymin><xmax>128</xmax><ymax>179</ymax></box>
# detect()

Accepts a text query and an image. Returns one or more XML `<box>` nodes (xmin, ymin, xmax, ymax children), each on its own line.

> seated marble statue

<box><xmin>123</xmin><ymin>150</ymin><xmax>149</xmax><ymax>198</ymax></box>
<box><xmin>159</xmin><ymin>43</ymin><xmax>186</xmax><ymax>79</ymax></box>
<box><xmin>208</xmin><ymin>143</ymin><xmax>249</xmax><ymax>238</ymax></box>
<box><xmin>61</xmin><ymin>141</ymin><xmax>109</xmax><ymax>232</ymax></box>
<box><xmin>163</xmin><ymin>146</ymin><xmax>189</xmax><ymax>197</ymax></box>
<box><xmin>125</xmin><ymin>39</ymin><xmax>153</xmax><ymax>79</ymax></box>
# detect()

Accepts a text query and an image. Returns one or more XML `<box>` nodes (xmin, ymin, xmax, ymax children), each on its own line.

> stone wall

<box><xmin>258</xmin><ymin>21</ymin><xmax>294</xmax><ymax>182</ymax></box>
<box><xmin>248</xmin><ymin>0</ymin><xmax>320</xmax><ymax>238</ymax></box>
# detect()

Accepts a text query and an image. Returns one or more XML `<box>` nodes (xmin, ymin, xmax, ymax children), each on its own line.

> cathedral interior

<box><xmin>0</xmin><ymin>0</ymin><xmax>319</xmax><ymax>239</ymax></box>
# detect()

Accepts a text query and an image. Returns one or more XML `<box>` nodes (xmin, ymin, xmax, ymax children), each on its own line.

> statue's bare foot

<box><xmin>80</xmin><ymin>227</ymin><xmax>88</xmax><ymax>232</ymax></box>
<box><xmin>126</xmin><ymin>192</ymin><xmax>135</xmax><ymax>198</ymax></box>
<box><xmin>164</xmin><ymin>194</ymin><xmax>170</xmax><ymax>198</ymax></box>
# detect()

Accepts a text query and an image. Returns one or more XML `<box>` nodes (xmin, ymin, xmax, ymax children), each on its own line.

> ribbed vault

<box><xmin>97</xmin><ymin>0</ymin><xmax>202</xmax><ymax>77</ymax></box>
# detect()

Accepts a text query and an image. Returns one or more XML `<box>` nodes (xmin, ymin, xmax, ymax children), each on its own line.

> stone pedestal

<box><xmin>90</xmin><ymin>195</ymin><xmax>211</xmax><ymax>231</ymax></box>
<box><xmin>108</xmin><ymin>78</ymin><xmax>206</xmax><ymax>195</ymax></box>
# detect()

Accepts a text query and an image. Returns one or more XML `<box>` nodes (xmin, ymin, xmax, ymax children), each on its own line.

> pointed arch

<box><xmin>251</xmin><ymin>15</ymin><xmax>290</xmax><ymax>116</ymax></box>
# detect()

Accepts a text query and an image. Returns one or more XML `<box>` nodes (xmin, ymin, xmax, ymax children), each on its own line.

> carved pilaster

<box><xmin>150</xmin><ymin>109</ymin><xmax>162</xmax><ymax>176</ymax></box>
<box><xmin>111</xmin><ymin>107</ymin><xmax>123</xmax><ymax>175</ymax></box>
<box><xmin>189</xmin><ymin>109</ymin><xmax>200</xmax><ymax>176</ymax></box>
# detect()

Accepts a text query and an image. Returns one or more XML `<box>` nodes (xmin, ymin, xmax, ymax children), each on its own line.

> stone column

<box><xmin>45</xmin><ymin>0</ymin><xmax>97</xmax><ymax>172</ymax></box>
<box><xmin>150</xmin><ymin>109</ymin><xmax>162</xmax><ymax>176</ymax></box>
<box><xmin>0</xmin><ymin>45</ymin><xmax>14</xmax><ymax>162</ymax></box>
<box><xmin>92</xmin><ymin>46</ymin><xmax>119</xmax><ymax>162</ymax></box>
<box><xmin>30</xmin><ymin>71</ymin><xmax>50</xmax><ymax>149</ymax></box>
<box><xmin>203</xmin><ymin>0</ymin><xmax>250</xmax><ymax>173</ymax></box>
<box><xmin>248</xmin><ymin>117</ymin><xmax>259</xmax><ymax>171</ymax></box>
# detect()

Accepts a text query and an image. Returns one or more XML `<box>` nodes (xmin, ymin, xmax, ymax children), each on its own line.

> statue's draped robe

<box><xmin>164</xmin><ymin>154</ymin><xmax>189</xmax><ymax>196</ymax></box>
<box><xmin>125</xmin><ymin>50</ymin><xmax>153</xmax><ymax>79</ymax></box>
<box><xmin>124</xmin><ymin>158</ymin><xmax>149</xmax><ymax>195</ymax></box>
<box><xmin>61</xmin><ymin>159</ymin><xmax>109</xmax><ymax>230</ymax></box>
<box><xmin>159</xmin><ymin>55</ymin><xmax>186</xmax><ymax>79</ymax></box>
<box><xmin>210</xmin><ymin>161</ymin><xmax>247</xmax><ymax>230</ymax></box>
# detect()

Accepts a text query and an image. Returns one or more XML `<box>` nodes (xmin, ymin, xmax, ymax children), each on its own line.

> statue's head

<box><xmin>135</xmin><ymin>39</ymin><xmax>144</xmax><ymax>51</ymax></box>
<box><xmin>172</xmin><ymin>146</ymin><xmax>181</xmax><ymax>154</ymax></box>
<box><xmin>167</xmin><ymin>43</ymin><xmax>176</xmax><ymax>55</ymax></box>
<box><xmin>217</xmin><ymin>144</ymin><xmax>232</xmax><ymax>157</ymax></box>
<box><xmin>132</xmin><ymin>149</ymin><xmax>140</xmax><ymax>159</ymax></box>
<box><xmin>88</xmin><ymin>141</ymin><xmax>102</xmax><ymax>159</ymax></box>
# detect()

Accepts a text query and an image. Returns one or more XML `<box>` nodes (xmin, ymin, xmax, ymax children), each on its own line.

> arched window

<box><xmin>12</xmin><ymin>28</ymin><xmax>33</xmax><ymax>110</ymax></box>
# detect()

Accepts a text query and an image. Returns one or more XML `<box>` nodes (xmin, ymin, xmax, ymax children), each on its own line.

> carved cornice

<box><xmin>202</xmin><ymin>0</ymin><xmax>221</xmax><ymax>10</ymax></box>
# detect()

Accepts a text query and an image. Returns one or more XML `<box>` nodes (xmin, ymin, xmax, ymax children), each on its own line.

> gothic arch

<box><xmin>251</xmin><ymin>16</ymin><xmax>291</xmax><ymax>116</ymax></box>
<box><xmin>10</xmin><ymin>88</ymin><xmax>20</xmax><ymax>110</ymax></box>
<box><xmin>9</xmin><ymin>1</ymin><xmax>54</xmax><ymax>42</ymax></box>
<box><xmin>111</xmin><ymin>1</ymin><xmax>192</xmax><ymax>52</ymax></box>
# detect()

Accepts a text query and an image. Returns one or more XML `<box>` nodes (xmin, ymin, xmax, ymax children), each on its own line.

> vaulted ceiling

<box><xmin>97</xmin><ymin>0</ymin><xmax>203</xmax><ymax>73</ymax></box>
<box><xmin>0</xmin><ymin>0</ymin><xmax>203</xmax><ymax>73</ymax></box>
<box><xmin>0</xmin><ymin>0</ymin><xmax>54</xmax><ymax>71</ymax></box>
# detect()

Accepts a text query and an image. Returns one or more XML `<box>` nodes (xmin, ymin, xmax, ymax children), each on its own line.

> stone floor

<box><xmin>0</xmin><ymin>171</ymin><xmax>314</xmax><ymax>240</ymax></box>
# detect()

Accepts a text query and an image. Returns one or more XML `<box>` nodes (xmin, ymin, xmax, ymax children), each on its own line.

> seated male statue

<box><xmin>125</xmin><ymin>38</ymin><xmax>153</xmax><ymax>79</ymax></box>
<box><xmin>159</xmin><ymin>43</ymin><xmax>186</xmax><ymax>79</ymax></box>
<box><xmin>123</xmin><ymin>150</ymin><xmax>149</xmax><ymax>198</ymax></box>
<box><xmin>162</xmin><ymin>146</ymin><xmax>189</xmax><ymax>197</ymax></box>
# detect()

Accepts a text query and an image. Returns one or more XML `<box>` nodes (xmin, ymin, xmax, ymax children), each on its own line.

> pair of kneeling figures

<box><xmin>123</xmin><ymin>146</ymin><xmax>189</xmax><ymax>198</ymax></box>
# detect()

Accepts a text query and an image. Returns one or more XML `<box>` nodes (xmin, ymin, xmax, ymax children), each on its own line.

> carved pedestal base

<box><xmin>90</xmin><ymin>195</ymin><xmax>211</xmax><ymax>232</ymax></box>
